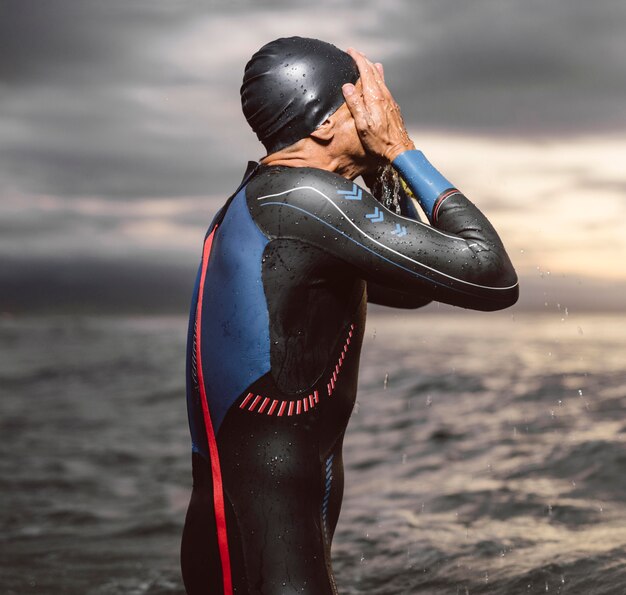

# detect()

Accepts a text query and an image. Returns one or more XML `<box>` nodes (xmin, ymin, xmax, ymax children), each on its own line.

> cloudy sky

<box><xmin>1</xmin><ymin>0</ymin><xmax>625</xmax><ymax>312</ymax></box>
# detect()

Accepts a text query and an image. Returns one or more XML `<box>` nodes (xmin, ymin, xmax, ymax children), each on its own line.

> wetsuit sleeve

<box><xmin>250</xmin><ymin>157</ymin><xmax>519</xmax><ymax>312</ymax></box>
<box><xmin>364</xmin><ymin>179</ymin><xmax>433</xmax><ymax>309</ymax></box>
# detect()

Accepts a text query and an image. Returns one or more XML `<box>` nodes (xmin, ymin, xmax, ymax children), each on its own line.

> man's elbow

<box><xmin>479</xmin><ymin>282</ymin><xmax>519</xmax><ymax>311</ymax></box>
<box><xmin>478</xmin><ymin>265</ymin><xmax>519</xmax><ymax>311</ymax></box>
<box><xmin>368</xmin><ymin>293</ymin><xmax>434</xmax><ymax>309</ymax></box>
<box><xmin>466</xmin><ymin>258</ymin><xmax>519</xmax><ymax>311</ymax></box>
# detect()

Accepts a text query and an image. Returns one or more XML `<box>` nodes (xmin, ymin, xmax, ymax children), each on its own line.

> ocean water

<box><xmin>1</xmin><ymin>311</ymin><xmax>625</xmax><ymax>594</ymax></box>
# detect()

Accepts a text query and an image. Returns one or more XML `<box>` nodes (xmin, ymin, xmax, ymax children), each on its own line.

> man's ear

<box><xmin>310</xmin><ymin>117</ymin><xmax>335</xmax><ymax>143</ymax></box>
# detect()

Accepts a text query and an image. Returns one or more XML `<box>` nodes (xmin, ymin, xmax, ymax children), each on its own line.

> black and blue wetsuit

<box><xmin>181</xmin><ymin>151</ymin><xmax>518</xmax><ymax>595</ymax></box>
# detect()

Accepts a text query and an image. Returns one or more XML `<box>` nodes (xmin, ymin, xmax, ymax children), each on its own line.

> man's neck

<box><xmin>260</xmin><ymin>148</ymin><xmax>364</xmax><ymax>181</ymax></box>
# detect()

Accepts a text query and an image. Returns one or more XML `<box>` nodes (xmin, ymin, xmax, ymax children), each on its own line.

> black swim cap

<box><xmin>241</xmin><ymin>37</ymin><xmax>359</xmax><ymax>154</ymax></box>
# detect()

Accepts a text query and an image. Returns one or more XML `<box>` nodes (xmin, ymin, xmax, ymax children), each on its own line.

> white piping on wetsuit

<box><xmin>259</xmin><ymin>186</ymin><xmax>462</xmax><ymax>239</ymax></box>
<box><xmin>257</xmin><ymin>186</ymin><xmax>519</xmax><ymax>292</ymax></box>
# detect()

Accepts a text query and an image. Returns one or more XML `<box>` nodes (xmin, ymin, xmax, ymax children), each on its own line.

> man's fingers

<box><xmin>359</xmin><ymin>53</ymin><xmax>389</xmax><ymax>101</ymax></box>
<box><xmin>347</xmin><ymin>49</ymin><xmax>385</xmax><ymax>110</ymax></box>
<box><xmin>342</xmin><ymin>83</ymin><xmax>367</xmax><ymax>126</ymax></box>
<box><xmin>347</xmin><ymin>48</ymin><xmax>382</xmax><ymax>83</ymax></box>
<box><xmin>347</xmin><ymin>48</ymin><xmax>377</xmax><ymax>88</ymax></box>
<box><xmin>360</xmin><ymin>53</ymin><xmax>393</xmax><ymax>103</ymax></box>
<box><xmin>375</xmin><ymin>62</ymin><xmax>384</xmax><ymax>82</ymax></box>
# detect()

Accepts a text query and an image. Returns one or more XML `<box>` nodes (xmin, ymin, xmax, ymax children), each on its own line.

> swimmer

<box><xmin>181</xmin><ymin>37</ymin><xmax>518</xmax><ymax>595</ymax></box>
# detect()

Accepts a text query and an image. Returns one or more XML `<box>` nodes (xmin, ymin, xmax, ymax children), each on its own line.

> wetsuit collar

<box><xmin>242</xmin><ymin>160</ymin><xmax>261</xmax><ymax>183</ymax></box>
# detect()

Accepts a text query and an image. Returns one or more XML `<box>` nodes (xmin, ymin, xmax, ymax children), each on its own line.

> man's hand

<box><xmin>342</xmin><ymin>48</ymin><xmax>415</xmax><ymax>163</ymax></box>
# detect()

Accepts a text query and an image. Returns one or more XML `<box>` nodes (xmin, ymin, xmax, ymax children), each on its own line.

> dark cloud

<box><xmin>0</xmin><ymin>0</ymin><xmax>252</xmax><ymax>199</ymax></box>
<box><xmin>0</xmin><ymin>0</ymin><xmax>201</xmax><ymax>86</ymax></box>
<box><xmin>0</xmin><ymin>256</ymin><xmax>198</xmax><ymax>315</ymax></box>
<box><xmin>383</xmin><ymin>0</ymin><xmax>626</xmax><ymax>134</ymax></box>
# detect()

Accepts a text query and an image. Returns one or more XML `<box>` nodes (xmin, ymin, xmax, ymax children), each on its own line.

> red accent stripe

<box><xmin>314</xmin><ymin>390</ymin><xmax>319</xmax><ymax>403</ymax></box>
<box><xmin>296</xmin><ymin>401</ymin><xmax>302</xmax><ymax>415</ymax></box>
<box><xmin>332</xmin><ymin>371</ymin><xmax>337</xmax><ymax>382</ymax></box>
<box><xmin>258</xmin><ymin>397</ymin><xmax>270</xmax><ymax>414</ymax></box>
<box><xmin>278</xmin><ymin>401</ymin><xmax>287</xmax><ymax>417</ymax></box>
<box><xmin>309</xmin><ymin>394</ymin><xmax>314</xmax><ymax>408</ymax></box>
<box><xmin>239</xmin><ymin>392</ymin><xmax>254</xmax><ymax>409</ymax></box>
<box><xmin>288</xmin><ymin>402</ymin><xmax>294</xmax><ymax>416</ymax></box>
<box><xmin>303</xmin><ymin>398</ymin><xmax>309</xmax><ymax>412</ymax></box>
<box><xmin>268</xmin><ymin>399</ymin><xmax>278</xmax><ymax>415</ymax></box>
<box><xmin>194</xmin><ymin>225</ymin><xmax>233</xmax><ymax>595</ymax></box>
<box><xmin>327</xmin><ymin>383</ymin><xmax>332</xmax><ymax>396</ymax></box>
<box><xmin>335</xmin><ymin>364</ymin><xmax>340</xmax><ymax>375</ymax></box>
<box><xmin>433</xmin><ymin>188</ymin><xmax>459</xmax><ymax>222</ymax></box>
<box><xmin>346</xmin><ymin>337</ymin><xmax>351</xmax><ymax>345</ymax></box>
<box><xmin>248</xmin><ymin>395</ymin><xmax>262</xmax><ymax>411</ymax></box>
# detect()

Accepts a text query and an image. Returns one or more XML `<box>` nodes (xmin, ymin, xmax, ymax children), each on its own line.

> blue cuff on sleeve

<box><xmin>391</xmin><ymin>150</ymin><xmax>453</xmax><ymax>219</ymax></box>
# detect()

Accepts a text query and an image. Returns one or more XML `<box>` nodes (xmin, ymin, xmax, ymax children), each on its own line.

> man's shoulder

<box><xmin>245</xmin><ymin>165</ymin><xmax>356</xmax><ymax>204</ymax></box>
<box><xmin>244</xmin><ymin>165</ymin><xmax>364</xmax><ymax>239</ymax></box>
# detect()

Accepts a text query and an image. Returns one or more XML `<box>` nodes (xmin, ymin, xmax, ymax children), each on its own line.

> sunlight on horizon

<box><xmin>415</xmin><ymin>132</ymin><xmax>626</xmax><ymax>281</ymax></box>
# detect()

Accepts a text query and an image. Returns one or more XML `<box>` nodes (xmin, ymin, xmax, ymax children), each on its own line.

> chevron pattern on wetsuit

<box><xmin>182</xmin><ymin>157</ymin><xmax>518</xmax><ymax>595</ymax></box>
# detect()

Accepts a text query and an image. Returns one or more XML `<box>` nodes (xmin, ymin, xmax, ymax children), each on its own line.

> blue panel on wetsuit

<box><xmin>185</xmin><ymin>262</ymin><xmax>206</xmax><ymax>455</ymax></box>
<box><xmin>198</xmin><ymin>187</ymin><xmax>271</xmax><ymax>434</ymax></box>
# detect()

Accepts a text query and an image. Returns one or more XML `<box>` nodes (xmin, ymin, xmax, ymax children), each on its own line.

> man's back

<box><xmin>182</xmin><ymin>164</ymin><xmax>367</xmax><ymax>595</ymax></box>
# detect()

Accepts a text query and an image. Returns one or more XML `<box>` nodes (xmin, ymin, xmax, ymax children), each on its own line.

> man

<box><xmin>181</xmin><ymin>37</ymin><xmax>518</xmax><ymax>595</ymax></box>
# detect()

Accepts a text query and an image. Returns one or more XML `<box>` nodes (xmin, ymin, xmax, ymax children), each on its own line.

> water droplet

<box><xmin>383</xmin><ymin>373</ymin><xmax>389</xmax><ymax>390</ymax></box>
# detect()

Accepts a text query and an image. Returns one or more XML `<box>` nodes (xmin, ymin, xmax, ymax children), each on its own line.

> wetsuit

<box><xmin>181</xmin><ymin>152</ymin><xmax>518</xmax><ymax>595</ymax></box>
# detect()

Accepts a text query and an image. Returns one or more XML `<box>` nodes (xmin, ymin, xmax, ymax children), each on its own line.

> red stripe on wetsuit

<box><xmin>194</xmin><ymin>224</ymin><xmax>233</xmax><ymax>595</ymax></box>
<box><xmin>432</xmin><ymin>188</ymin><xmax>461</xmax><ymax>222</ymax></box>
